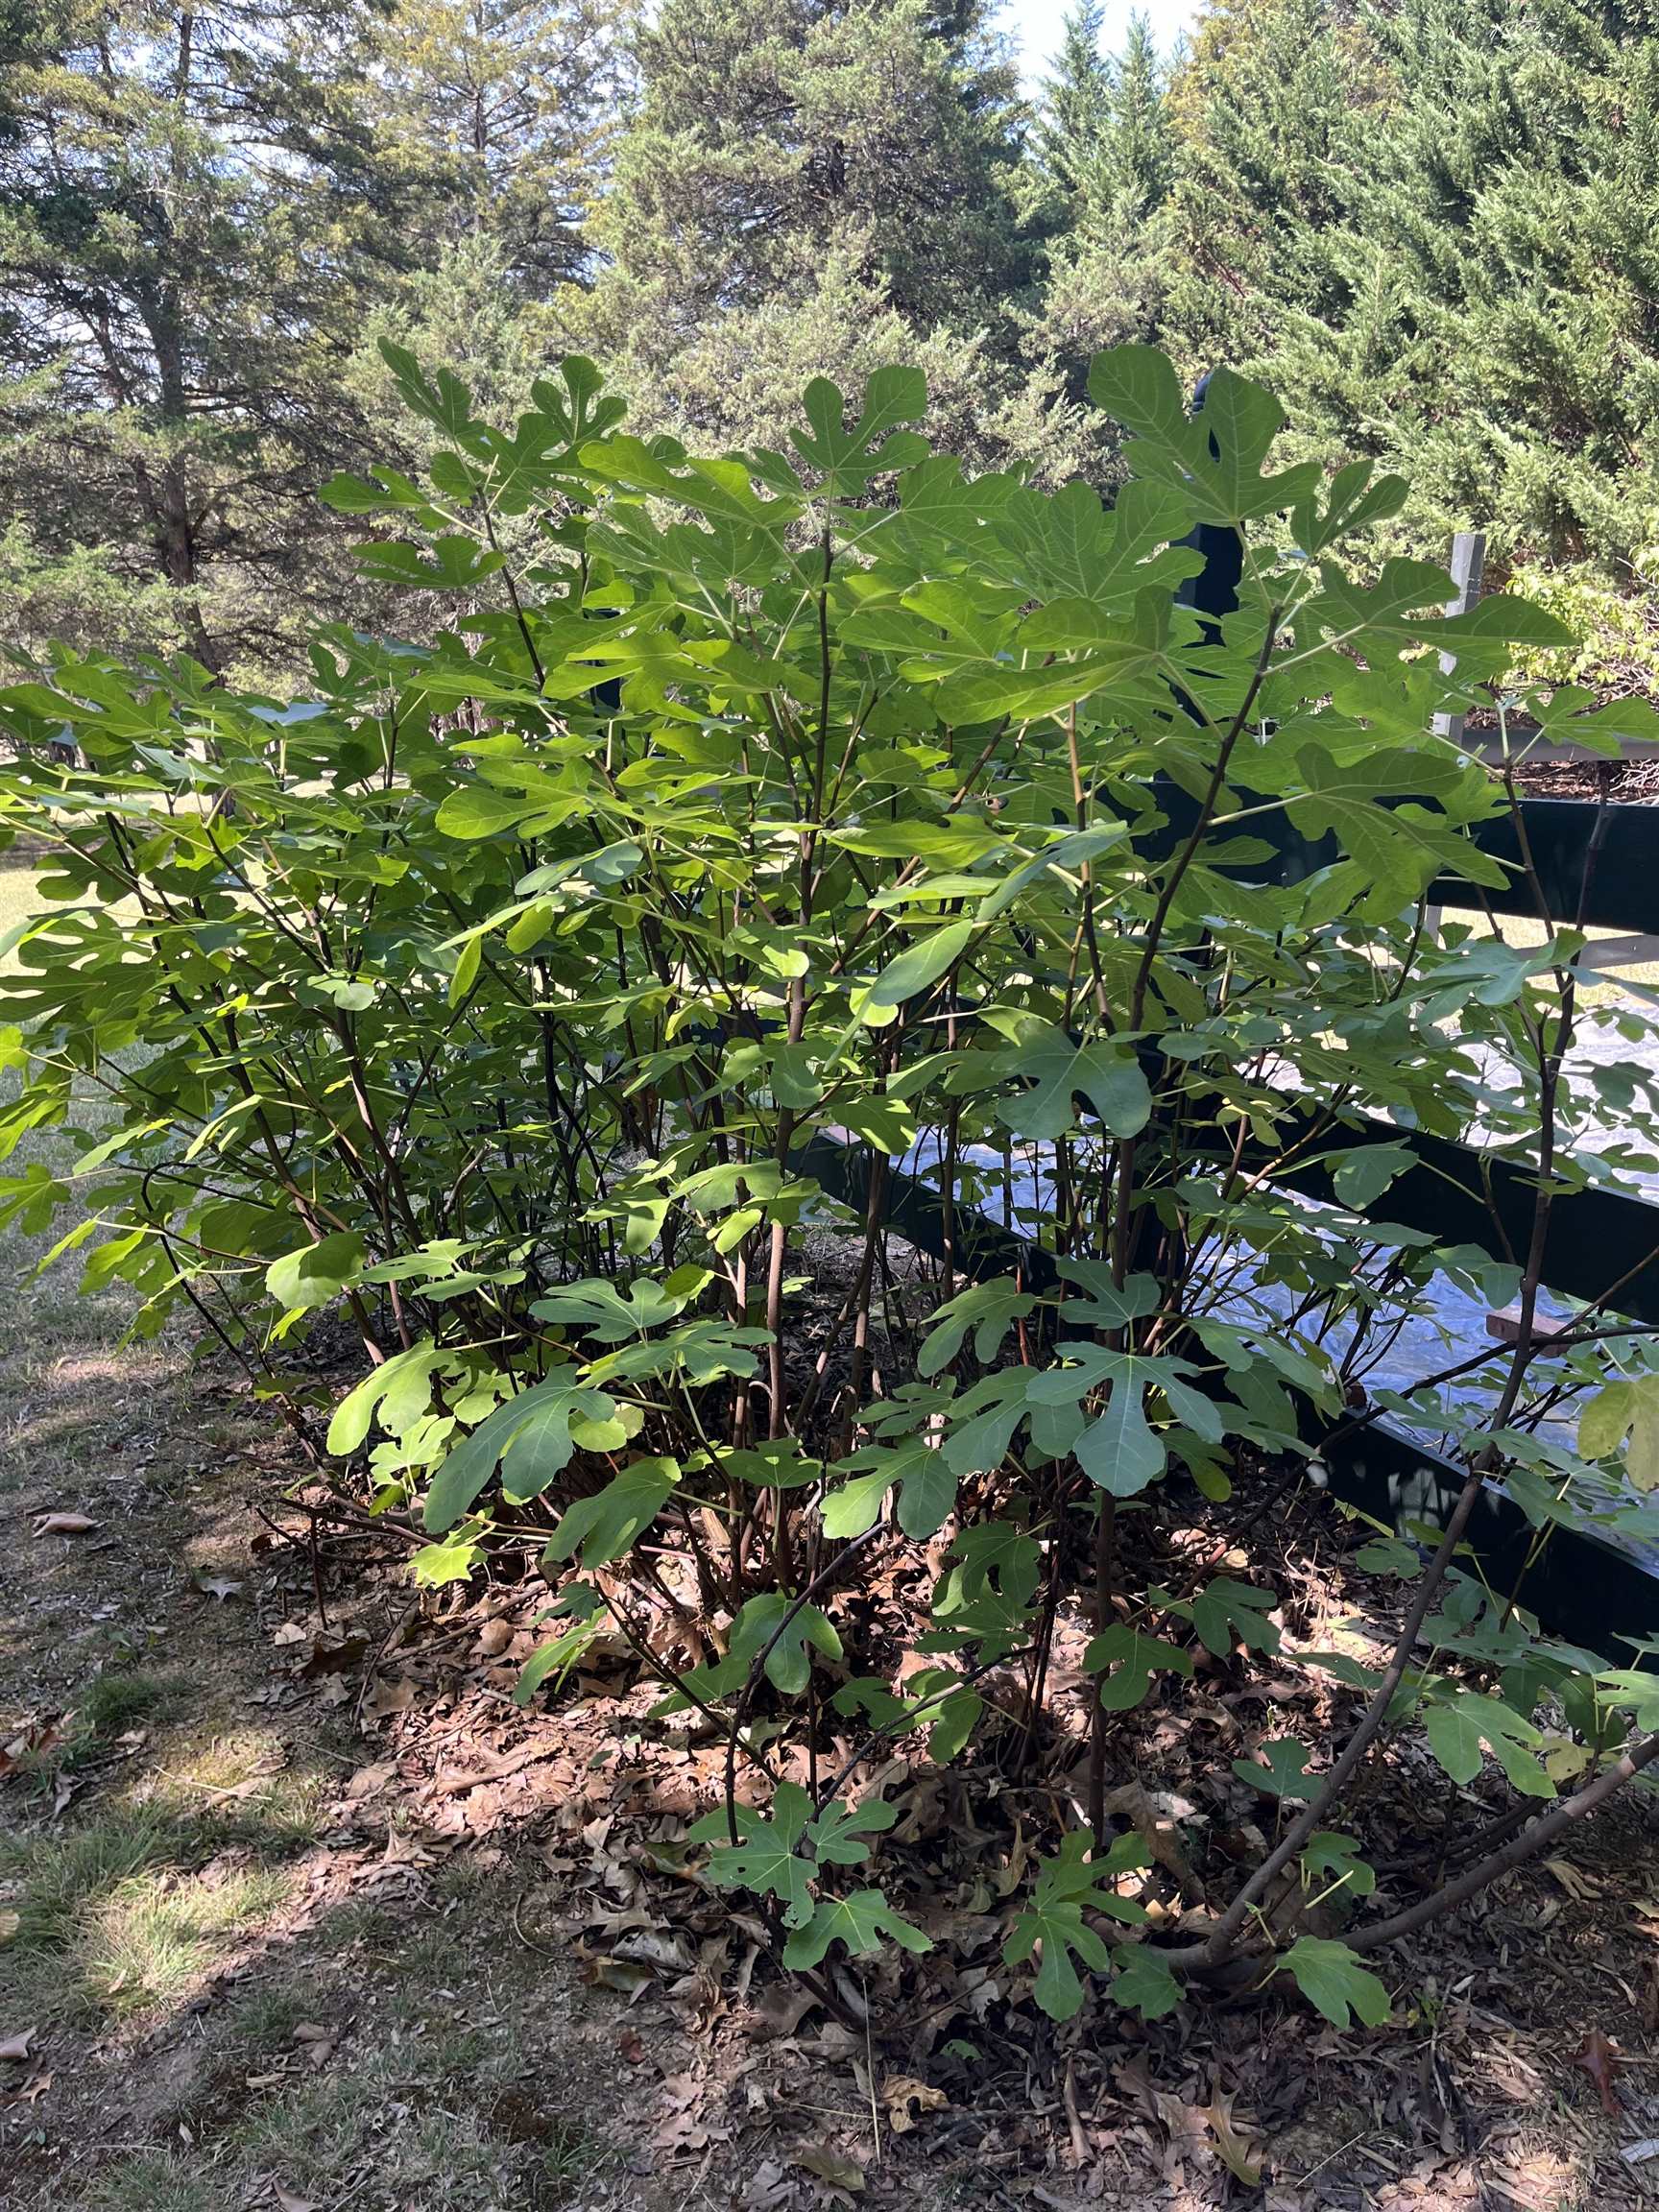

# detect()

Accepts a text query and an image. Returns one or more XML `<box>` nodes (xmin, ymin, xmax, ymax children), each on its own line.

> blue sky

<box><xmin>1007</xmin><ymin>0</ymin><xmax>1203</xmax><ymax>88</ymax></box>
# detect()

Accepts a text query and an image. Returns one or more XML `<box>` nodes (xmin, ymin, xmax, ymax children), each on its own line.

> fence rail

<box><xmin>803</xmin><ymin>1131</ymin><xmax>1657</xmax><ymax>1662</ymax></box>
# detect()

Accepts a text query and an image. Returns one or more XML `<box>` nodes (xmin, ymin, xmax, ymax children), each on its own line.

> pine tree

<box><xmin>1107</xmin><ymin>13</ymin><xmax>1174</xmax><ymax>225</ymax></box>
<box><xmin>369</xmin><ymin>0</ymin><xmax>623</xmax><ymax>299</ymax></box>
<box><xmin>1157</xmin><ymin>0</ymin><xmax>1659</xmax><ymax>568</ymax></box>
<box><xmin>0</xmin><ymin>0</ymin><xmax>392</xmax><ymax>673</ymax></box>
<box><xmin>349</xmin><ymin>0</ymin><xmax>626</xmax><ymax>490</ymax></box>
<box><xmin>1035</xmin><ymin>0</ymin><xmax>1114</xmax><ymax>214</ymax></box>
<box><xmin>1029</xmin><ymin>10</ymin><xmax>1177</xmax><ymax>397</ymax></box>
<box><xmin>1338</xmin><ymin>0</ymin><xmax>1659</xmax><ymax>565</ymax></box>
<box><xmin>581</xmin><ymin>0</ymin><xmax>1077</xmax><ymax>467</ymax></box>
<box><xmin>1160</xmin><ymin>0</ymin><xmax>1374</xmax><ymax>373</ymax></box>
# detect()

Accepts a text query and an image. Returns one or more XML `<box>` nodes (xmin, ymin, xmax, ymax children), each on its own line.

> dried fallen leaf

<box><xmin>301</xmin><ymin>1633</ymin><xmax>369</xmax><ymax>1679</ymax></box>
<box><xmin>1199</xmin><ymin>2088</ymin><xmax>1263</xmax><ymax>2186</ymax></box>
<box><xmin>362</xmin><ymin>1673</ymin><xmax>416</xmax><ymax>1718</ymax></box>
<box><xmin>272</xmin><ymin>1621</ymin><xmax>308</xmax><ymax>1647</ymax></box>
<box><xmin>740</xmin><ymin>2160</ymin><xmax>796</xmax><ymax>2211</ymax></box>
<box><xmin>880</xmin><ymin>2074</ymin><xmax>948</xmax><ymax>2134</ymax></box>
<box><xmin>274</xmin><ymin>2189</ymin><xmax>320</xmax><ymax>2212</ymax></box>
<box><xmin>616</xmin><ymin>2026</ymin><xmax>645</xmax><ymax>2064</ymax></box>
<box><xmin>611</xmin><ymin>1928</ymin><xmax>694</xmax><ymax>1976</ymax></box>
<box><xmin>0</xmin><ymin>1716</ymin><xmax>63</xmax><ymax>1779</ymax></box>
<box><xmin>191</xmin><ymin>1572</ymin><xmax>243</xmax><ymax>1601</ymax></box>
<box><xmin>0</xmin><ymin>2030</ymin><xmax>36</xmax><ymax>2063</ymax></box>
<box><xmin>343</xmin><ymin>1759</ymin><xmax>397</xmax><ymax>1799</ymax></box>
<box><xmin>653</xmin><ymin>2068</ymin><xmax>730</xmax><ymax>2155</ymax></box>
<box><xmin>745</xmin><ymin>1983</ymin><xmax>818</xmax><ymax>2041</ymax></box>
<box><xmin>795</xmin><ymin>2139</ymin><xmax>865</xmax><ymax>2194</ymax></box>
<box><xmin>1545</xmin><ymin>1857</ymin><xmax>1601</xmax><ymax>1902</ymax></box>
<box><xmin>1575</xmin><ymin>2027</ymin><xmax>1623</xmax><ymax>2117</ymax></box>
<box><xmin>581</xmin><ymin>1953</ymin><xmax>654</xmax><ymax>1995</ymax></box>
<box><xmin>33</xmin><ymin>1512</ymin><xmax>97</xmax><ymax>1537</ymax></box>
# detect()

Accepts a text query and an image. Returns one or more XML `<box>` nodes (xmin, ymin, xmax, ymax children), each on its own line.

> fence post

<box><xmin>1431</xmin><ymin>530</ymin><xmax>1486</xmax><ymax>746</ymax></box>
<box><xmin>1178</xmin><ymin>371</ymin><xmax>1242</xmax><ymax>641</ymax></box>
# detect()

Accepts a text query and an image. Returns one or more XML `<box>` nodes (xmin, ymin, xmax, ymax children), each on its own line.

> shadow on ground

<box><xmin>0</xmin><ymin>1116</ymin><xmax>652</xmax><ymax>2212</ymax></box>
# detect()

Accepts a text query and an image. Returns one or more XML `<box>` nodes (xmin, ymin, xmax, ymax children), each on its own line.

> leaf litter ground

<box><xmin>4</xmin><ymin>1146</ymin><xmax>1659</xmax><ymax>2206</ymax></box>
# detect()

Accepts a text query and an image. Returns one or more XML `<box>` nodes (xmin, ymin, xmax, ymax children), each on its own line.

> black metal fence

<box><xmin>809</xmin><ymin>521</ymin><xmax>1659</xmax><ymax>1660</ymax></box>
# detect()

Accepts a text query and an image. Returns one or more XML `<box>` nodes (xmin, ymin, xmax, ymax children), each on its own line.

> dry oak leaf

<box><xmin>1575</xmin><ymin>2027</ymin><xmax>1623</xmax><ymax>2118</ymax></box>
<box><xmin>610</xmin><ymin>1927</ymin><xmax>695</xmax><ymax>1976</ymax></box>
<box><xmin>362</xmin><ymin>1673</ymin><xmax>416</xmax><ymax>1719</ymax></box>
<box><xmin>881</xmin><ymin>2075</ymin><xmax>948</xmax><ymax>2134</ymax></box>
<box><xmin>578</xmin><ymin>1944</ymin><xmax>654</xmax><ymax>1996</ymax></box>
<box><xmin>1199</xmin><ymin>2088</ymin><xmax>1264</xmax><ymax>2187</ymax></box>
<box><xmin>745</xmin><ymin>1984</ymin><xmax>818</xmax><ymax>2041</ymax></box>
<box><xmin>301</xmin><ymin>1633</ymin><xmax>369</xmax><ymax>1679</ymax></box>
<box><xmin>292</xmin><ymin>2022</ymin><xmax>335</xmax><ymax>2068</ymax></box>
<box><xmin>0</xmin><ymin>1717</ymin><xmax>64</xmax><ymax>1777</ymax></box>
<box><xmin>343</xmin><ymin>1759</ymin><xmax>397</xmax><ymax>1800</ymax></box>
<box><xmin>654</xmin><ymin>2068</ymin><xmax>729</xmax><ymax>2153</ymax></box>
<box><xmin>33</xmin><ymin>1512</ymin><xmax>97</xmax><ymax>1537</ymax></box>
<box><xmin>740</xmin><ymin>2162</ymin><xmax>797</xmax><ymax>2211</ymax></box>
<box><xmin>0</xmin><ymin>2030</ymin><xmax>36</xmax><ymax>2062</ymax></box>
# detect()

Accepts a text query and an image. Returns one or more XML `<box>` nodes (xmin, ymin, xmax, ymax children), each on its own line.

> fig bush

<box><xmin>7</xmin><ymin>343</ymin><xmax>1659</xmax><ymax>2025</ymax></box>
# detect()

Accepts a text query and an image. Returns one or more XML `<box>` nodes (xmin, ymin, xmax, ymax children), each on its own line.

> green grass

<box><xmin>140</xmin><ymin>1910</ymin><xmax>614</xmax><ymax>2211</ymax></box>
<box><xmin>137</xmin><ymin>1727</ymin><xmax>327</xmax><ymax>1851</ymax></box>
<box><xmin>223</xmin><ymin>1977</ymin><xmax>318</xmax><ymax>2055</ymax></box>
<box><xmin>0</xmin><ymin>1671</ymin><xmax>180</xmax><ymax>1793</ymax></box>
<box><xmin>74</xmin><ymin>1669</ymin><xmax>177</xmax><ymax>1742</ymax></box>
<box><xmin>0</xmin><ymin>1804</ymin><xmax>296</xmax><ymax>2027</ymax></box>
<box><xmin>0</xmin><ymin>863</ymin><xmax>617</xmax><ymax>2206</ymax></box>
<box><xmin>81</xmin><ymin>1860</ymin><xmax>292</xmax><ymax>2021</ymax></box>
<box><xmin>226</xmin><ymin>2008</ymin><xmax>608</xmax><ymax>2210</ymax></box>
<box><xmin>4</xmin><ymin>1809</ymin><xmax>176</xmax><ymax>1953</ymax></box>
<box><xmin>82</xmin><ymin>2154</ymin><xmax>225</xmax><ymax>2212</ymax></box>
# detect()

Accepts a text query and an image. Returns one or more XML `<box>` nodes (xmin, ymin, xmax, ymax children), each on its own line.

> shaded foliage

<box><xmin>7</xmin><ymin>347</ymin><xmax>1659</xmax><ymax>2024</ymax></box>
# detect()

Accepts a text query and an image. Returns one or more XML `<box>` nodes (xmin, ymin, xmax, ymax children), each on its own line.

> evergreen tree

<box><xmin>1343</xmin><ymin>0</ymin><xmax>1659</xmax><ymax>565</ymax></box>
<box><xmin>1158</xmin><ymin>0</ymin><xmax>1659</xmax><ymax>568</ymax></box>
<box><xmin>1029</xmin><ymin>10</ymin><xmax>1176</xmax><ymax>397</ymax></box>
<box><xmin>1107</xmin><ymin>12</ymin><xmax>1174</xmax><ymax>225</ymax></box>
<box><xmin>1035</xmin><ymin>0</ymin><xmax>1114</xmax><ymax>214</ymax></box>
<box><xmin>1160</xmin><ymin>0</ymin><xmax>1373</xmax><ymax>372</ymax></box>
<box><xmin>581</xmin><ymin>0</ymin><xmax>1081</xmax><ymax>467</ymax></box>
<box><xmin>350</xmin><ymin>0</ymin><xmax>626</xmax><ymax>492</ymax></box>
<box><xmin>369</xmin><ymin>0</ymin><xmax>623</xmax><ymax>299</ymax></box>
<box><xmin>0</xmin><ymin>0</ymin><xmax>392</xmax><ymax>673</ymax></box>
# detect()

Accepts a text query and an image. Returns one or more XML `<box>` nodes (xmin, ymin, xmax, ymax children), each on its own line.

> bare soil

<box><xmin>6</xmin><ymin>1239</ymin><xmax>1659</xmax><ymax>2208</ymax></box>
